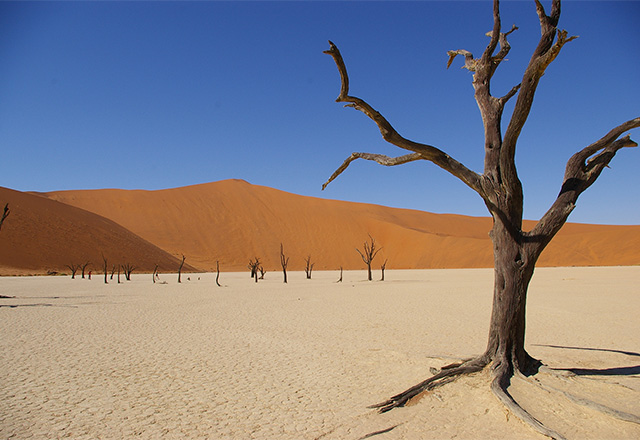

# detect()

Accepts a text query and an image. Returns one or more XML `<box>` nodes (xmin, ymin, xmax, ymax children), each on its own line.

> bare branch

<box><xmin>528</xmin><ymin>119</ymin><xmax>640</xmax><ymax>247</ymax></box>
<box><xmin>322</xmin><ymin>152</ymin><xmax>421</xmax><ymax>190</ymax></box>
<box><xmin>324</xmin><ymin>42</ymin><xmax>484</xmax><ymax>196</ymax></box>
<box><xmin>446</xmin><ymin>50</ymin><xmax>476</xmax><ymax>71</ymax></box>
<box><xmin>501</xmin><ymin>7</ymin><xmax>577</xmax><ymax>179</ymax></box>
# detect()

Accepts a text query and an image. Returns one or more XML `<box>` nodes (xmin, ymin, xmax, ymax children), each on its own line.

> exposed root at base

<box><xmin>369</xmin><ymin>356</ymin><xmax>639</xmax><ymax>440</ymax></box>
<box><xmin>368</xmin><ymin>357</ymin><xmax>487</xmax><ymax>413</ymax></box>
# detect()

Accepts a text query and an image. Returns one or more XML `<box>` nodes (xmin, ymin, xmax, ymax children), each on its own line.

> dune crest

<box><xmin>33</xmin><ymin>179</ymin><xmax>640</xmax><ymax>272</ymax></box>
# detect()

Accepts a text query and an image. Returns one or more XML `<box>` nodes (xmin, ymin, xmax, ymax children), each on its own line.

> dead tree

<box><xmin>66</xmin><ymin>264</ymin><xmax>79</xmax><ymax>279</ymax></box>
<box><xmin>356</xmin><ymin>235</ymin><xmax>381</xmax><ymax>281</ymax></box>
<box><xmin>247</xmin><ymin>257</ymin><xmax>261</xmax><ymax>283</ymax></box>
<box><xmin>0</xmin><ymin>203</ymin><xmax>9</xmax><ymax>231</ymax></box>
<box><xmin>323</xmin><ymin>1</ymin><xmax>640</xmax><ymax>437</ymax></box>
<box><xmin>215</xmin><ymin>260</ymin><xmax>221</xmax><ymax>287</ymax></box>
<box><xmin>122</xmin><ymin>263</ymin><xmax>135</xmax><ymax>281</ymax></box>
<box><xmin>81</xmin><ymin>262</ymin><xmax>90</xmax><ymax>279</ymax></box>
<box><xmin>380</xmin><ymin>259</ymin><xmax>388</xmax><ymax>282</ymax></box>
<box><xmin>248</xmin><ymin>258</ymin><xmax>259</xmax><ymax>279</ymax></box>
<box><xmin>304</xmin><ymin>255</ymin><xmax>314</xmax><ymax>279</ymax></box>
<box><xmin>101</xmin><ymin>254</ymin><xmax>108</xmax><ymax>284</ymax></box>
<box><xmin>279</xmin><ymin>244</ymin><xmax>289</xmax><ymax>283</ymax></box>
<box><xmin>259</xmin><ymin>266</ymin><xmax>266</xmax><ymax>279</ymax></box>
<box><xmin>110</xmin><ymin>265</ymin><xmax>117</xmax><ymax>280</ymax></box>
<box><xmin>152</xmin><ymin>264</ymin><xmax>159</xmax><ymax>283</ymax></box>
<box><xmin>337</xmin><ymin>266</ymin><xmax>343</xmax><ymax>283</ymax></box>
<box><xmin>177</xmin><ymin>255</ymin><xmax>186</xmax><ymax>283</ymax></box>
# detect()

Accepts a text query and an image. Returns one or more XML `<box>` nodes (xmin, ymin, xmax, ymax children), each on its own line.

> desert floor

<box><xmin>1</xmin><ymin>267</ymin><xmax>639</xmax><ymax>439</ymax></box>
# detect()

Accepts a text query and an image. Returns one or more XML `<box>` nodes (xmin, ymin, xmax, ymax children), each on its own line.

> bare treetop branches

<box><xmin>357</xmin><ymin>235</ymin><xmax>382</xmax><ymax>281</ymax></box>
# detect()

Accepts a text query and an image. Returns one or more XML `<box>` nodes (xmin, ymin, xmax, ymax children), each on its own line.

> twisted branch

<box><xmin>323</xmin><ymin>41</ymin><xmax>484</xmax><ymax>195</ymax></box>
<box><xmin>322</xmin><ymin>152</ymin><xmax>422</xmax><ymax>190</ymax></box>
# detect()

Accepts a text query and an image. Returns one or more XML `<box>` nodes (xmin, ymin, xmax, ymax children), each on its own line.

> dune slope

<box><xmin>0</xmin><ymin>187</ymin><xmax>196</xmax><ymax>275</ymax></box>
<box><xmin>41</xmin><ymin>179</ymin><xmax>640</xmax><ymax>272</ymax></box>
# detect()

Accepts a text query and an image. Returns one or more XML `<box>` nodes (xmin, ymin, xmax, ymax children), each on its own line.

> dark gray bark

<box><xmin>323</xmin><ymin>0</ymin><xmax>639</xmax><ymax>437</ymax></box>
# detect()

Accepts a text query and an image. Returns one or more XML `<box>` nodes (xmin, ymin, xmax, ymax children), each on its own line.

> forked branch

<box><xmin>323</xmin><ymin>41</ymin><xmax>484</xmax><ymax>196</ymax></box>
<box><xmin>529</xmin><ymin>118</ymin><xmax>640</xmax><ymax>243</ymax></box>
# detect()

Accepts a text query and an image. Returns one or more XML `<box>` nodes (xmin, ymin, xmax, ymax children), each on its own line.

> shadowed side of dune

<box><xmin>0</xmin><ymin>187</ymin><xmax>197</xmax><ymax>275</ymax></box>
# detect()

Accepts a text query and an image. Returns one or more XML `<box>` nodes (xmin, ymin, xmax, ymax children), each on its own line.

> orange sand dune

<box><xmin>0</xmin><ymin>187</ymin><xmax>196</xmax><ymax>275</ymax></box>
<box><xmin>41</xmin><ymin>179</ymin><xmax>640</xmax><ymax>272</ymax></box>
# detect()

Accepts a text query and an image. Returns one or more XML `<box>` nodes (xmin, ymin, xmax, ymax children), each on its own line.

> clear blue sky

<box><xmin>1</xmin><ymin>1</ymin><xmax>638</xmax><ymax>225</ymax></box>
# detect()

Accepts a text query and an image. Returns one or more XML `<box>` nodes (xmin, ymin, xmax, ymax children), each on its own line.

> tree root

<box><xmin>491</xmin><ymin>363</ymin><xmax>567</xmax><ymax>440</ymax></box>
<box><xmin>368</xmin><ymin>357</ymin><xmax>487</xmax><ymax>413</ymax></box>
<box><xmin>525</xmin><ymin>368</ymin><xmax>640</xmax><ymax>425</ymax></box>
<box><xmin>369</xmin><ymin>355</ymin><xmax>640</xmax><ymax>440</ymax></box>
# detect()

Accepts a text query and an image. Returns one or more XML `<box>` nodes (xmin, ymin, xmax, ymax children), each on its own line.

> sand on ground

<box><xmin>1</xmin><ymin>267</ymin><xmax>638</xmax><ymax>439</ymax></box>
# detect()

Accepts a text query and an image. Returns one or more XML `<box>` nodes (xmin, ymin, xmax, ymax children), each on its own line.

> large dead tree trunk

<box><xmin>323</xmin><ymin>1</ymin><xmax>640</xmax><ymax>437</ymax></box>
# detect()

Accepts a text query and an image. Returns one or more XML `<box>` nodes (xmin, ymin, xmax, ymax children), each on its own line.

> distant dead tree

<box><xmin>259</xmin><ymin>266</ymin><xmax>266</xmax><ymax>280</ymax></box>
<box><xmin>110</xmin><ymin>265</ymin><xmax>117</xmax><ymax>280</ymax></box>
<box><xmin>337</xmin><ymin>266</ymin><xmax>343</xmax><ymax>283</ymax></box>
<box><xmin>247</xmin><ymin>257</ymin><xmax>261</xmax><ymax>283</ymax></box>
<box><xmin>279</xmin><ymin>244</ymin><xmax>289</xmax><ymax>283</ymax></box>
<box><xmin>177</xmin><ymin>255</ymin><xmax>186</xmax><ymax>283</ymax></box>
<box><xmin>304</xmin><ymin>255</ymin><xmax>314</xmax><ymax>279</ymax></box>
<box><xmin>380</xmin><ymin>259</ymin><xmax>388</xmax><ymax>281</ymax></box>
<box><xmin>102</xmin><ymin>254</ymin><xmax>108</xmax><ymax>284</ymax></box>
<box><xmin>248</xmin><ymin>258</ymin><xmax>259</xmax><ymax>279</ymax></box>
<box><xmin>117</xmin><ymin>265</ymin><xmax>122</xmax><ymax>284</ymax></box>
<box><xmin>122</xmin><ymin>263</ymin><xmax>135</xmax><ymax>281</ymax></box>
<box><xmin>66</xmin><ymin>263</ymin><xmax>79</xmax><ymax>279</ymax></box>
<box><xmin>215</xmin><ymin>261</ymin><xmax>221</xmax><ymax>287</ymax></box>
<box><xmin>81</xmin><ymin>262</ymin><xmax>91</xmax><ymax>279</ymax></box>
<box><xmin>0</xmin><ymin>203</ymin><xmax>10</xmax><ymax>231</ymax></box>
<box><xmin>152</xmin><ymin>264</ymin><xmax>159</xmax><ymax>283</ymax></box>
<box><xmin>356</xmin><ymin>235</ymin><xmax>381</xmax><ymax>281</ymax></box>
